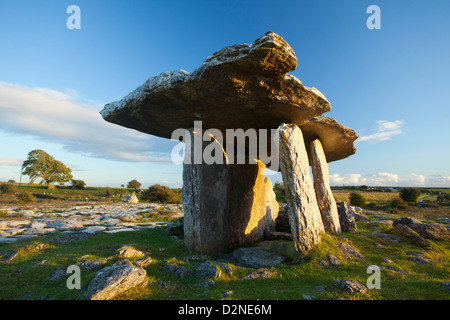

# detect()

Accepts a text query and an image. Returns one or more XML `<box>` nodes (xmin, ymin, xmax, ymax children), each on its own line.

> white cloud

<box><xmin>0</xmin><ymin>82</ymin><xmax>175</xmax><ymax>163</ymax></box>
<box><xmin>330</xmin><ymin>172</ymin><xmax>449</xmax><ymax>187</ymax></box>
<box><xmin>358</xmin><ymin>120</ymin><xmax>404</xmax><ymax>142</ymax></box>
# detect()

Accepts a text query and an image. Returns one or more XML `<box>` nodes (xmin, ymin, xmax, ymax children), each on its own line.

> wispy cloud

<box><xmin>358</xmin><ymin>120</ymin><xmax>404</xmax><ymax>142</ymax></box>
<box><xmin>330</xmin><ymin>172</ymin><xmax>450</xmax><ymax>187</ymax></box>
<box><xmin>0</xmin><ymin>157</ymin><xmax>24</xmax><ymax>166</ymax></box>
<box><xmin>0</xmin><ymin>82</ymin><xmax>175</xmax><ymax>163</ymax></box>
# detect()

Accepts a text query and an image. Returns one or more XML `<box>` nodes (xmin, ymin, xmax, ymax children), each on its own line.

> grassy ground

<box><xmin>0</xmin><ymin>220</ymin><xmax>449</xmax><ymax>300</ymax></box>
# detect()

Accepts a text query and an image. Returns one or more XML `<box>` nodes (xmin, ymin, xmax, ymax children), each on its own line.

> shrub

<box><xmin>17</xmin><ymin>192</ymin><xmax>36</xmax><ymax>203</ymax></box>
<box><xmin>141</xmin><ymin>184</ymin><xmax>180</xmax><ymax>203</ymax></box>
<box><xmin>105</xmin><ymin>187</ymin><xmax>112</xmax><ymax>198</ymax></box>
<box><xmin>7</xmin><ymin>180</ymin><xmax>16</xmax><ymax>184</ymax></box>
<box><xmin>390</xmin><ymin>198</ymin><xmax>408</xmax><ymax>209</ymax></box>
<box><xmin>400</xmin><ymin>188</ymin><xmax>421</xmax><ymax>203</ymax></box>
<box><xmin>71</xmin><ymin>179</ymin><xmax>86</xmax><ymax>190</ymax></box>
<box><xmin>0</xmin><ymin>183</ymin><xmax>17</xmax><ymax>195</ymax></box>
<box><xmin>349</xmin><ymin>192</ymin><xmax>366</xmax><ymax>207</ymax></box>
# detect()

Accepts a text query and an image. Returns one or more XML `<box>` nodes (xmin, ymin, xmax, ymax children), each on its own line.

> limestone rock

<box><xmin>233</xmin><ymin>247</ymin><xmax>285</xmax><ymax>269</ymax></box>
<box><xmin>164</xmin><ymin>262</ymin><xmax>193</xmax><ymax>278</ymax></box>
<box><xmin>335</xmin><ymin>279</ymin><xmax>367</xmax><ymax>294</ymax></box>
<box><xmin>122</xmin><ymin>192</ymin><xmax>139</xmax><ymax>204</ymax></box>
<box><xmin>101</xmin><ymin>32</ymin><xmax>330</xmax><ymax>139</ymax></box>
<box><xmin>194</xmin><ymin>262</ymin><xmax>221</xmax><ymax>279</ymax></box>
<box><xmin>182</xmin><ymin>128</ymin><xmax>278</xmax><ymax>254</ymax></box>
<box><xmin>393</xmin><ymin>224</ymin><xmax>432</xmax><ymax>248</ymax></box>
<box><xmin>116</xmin><ymin>246</ymin><xmax>145</xmax><ymax>258</ymax></box>
<box><xmin>393</xmin><ymin>217</ymin><xmax>449</xmax><ymax>240</ymax></box>
<box><xmin>87</xmin><ymin>259</ymin><xmax>148</xmax><ymax>300</ymax></box>
<box><xmin>310</xmin><ymin>139</ymin><xmax>341</xmax><ymax>233</ymax></box>
<box><xmin>337</xmin><ymin>202</ymin><xmax>357</xmax><ymax>233</ymax></box>
<box><xmin>278</xmin><ymin>123</ymin><xmax>324</xmax><ymax>253</ymax></box>
<box><xmin>241</xmin><ymin>269</ymin><xmax>273</xmax><ymax>280</ymax></box>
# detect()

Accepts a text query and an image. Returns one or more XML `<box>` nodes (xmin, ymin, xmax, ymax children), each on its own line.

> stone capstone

<box><xmin>100</xmin><ymin>32</ymin><xmax>330</xmax><ymax>139</ymax></box>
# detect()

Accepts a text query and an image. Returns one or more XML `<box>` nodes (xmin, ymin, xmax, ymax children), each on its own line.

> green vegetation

<box><xmin>0</xmin><ymin>222</ymin><xmax>448</xmax><ymax>300</ymax></box>
<box><xmin>141</xmin><ymin>184</ymin><xmax>181</xmax><ymax>204</ymax></box>
<box><xmin>349</xmin><ymin>192</ymin><xmax>366</xmax><ymax>207</ymax></box>
<box><xmin>400</xmin><ymin>188</ymin><xmax>421</xmax><ymax>204</ymax></box>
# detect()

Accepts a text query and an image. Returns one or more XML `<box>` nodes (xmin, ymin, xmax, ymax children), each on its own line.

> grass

<box><xmin>0</xmin><ymin>219</ymin><xmax>449</xmax><ymax>300</ymax></box>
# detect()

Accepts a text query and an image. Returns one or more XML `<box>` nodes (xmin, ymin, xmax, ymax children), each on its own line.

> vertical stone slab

<box><xmin>278</xmin><ymin>123</ymin><xmax>324</xmax><ymax>253</ymax></box>
<box><xmin>310</xmin><ymin>139</ymin><xmax>341</xmax><ymax>234</ymax></box>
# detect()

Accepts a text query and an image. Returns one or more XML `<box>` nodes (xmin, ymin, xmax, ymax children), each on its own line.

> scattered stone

<box><xmin>327</xmin><ymin>254</ymin><xmax>341</xmax><ymax>266</ymax></box>
<box><xmin>380</xmin><ymin>266</ymin><xmax>409</xmax><ymax>274</ymax></box>
<box><xmin>134</xmin><ymin>256</ymin><xmax>154</xmax><ymax>268</ymax></box>
<box><xmin>354</xmin><ymin>213</ymin><xmax>371</xmax><ymax>223</ymax></box>
<box><xmin>338</xmin><ymin>242</ymin><xmax>364</xmax><ymax>259</ymax></box>
<box><xmin>382</xmin><ymin>258</ymin><xmax>394</xmax><ymax>264</ymax></box>
<box><xmin>335</xmin><ymin>279</ymin><xmax>367</xmax><ymax>294</ymax></box>
<box><xmin>122</xmin><ymin>192</ymin><xmax>139</xmax><ymax>204</ymax></box>
<box><xmin>442</xmin><ymin>282</ymin><xmax>450</xmax><ymax>291</ymax></box>
<box><xmin>194</xmin><ymin>280</ymin><xmax>216</xmax><ymax>288</ymax></box>
<box><xmin>87</xmin><ymin>259</ymin><xmax>148</xmax><ymax>300</ymax></box>
<box><xmin>241</xmin><ymin>269</ymin><xmax>273</xmax><ymax>280</ymax></box>
<box><xmin>116</xmin><ymin>246</ymin><xmax>145</xmax><ymax>258</ymax></box>
<box><xmin>409</xmin><ymin>256</ymin><xmax>433</xmax><ymax>265</ymax></box>
<box><xmin>35</xmin><ymin>260</ymin><xmax>50</xmax><ymax>267</ymax></box>
<box><xmin>303</xmin><ymin>294</ymin><xmax>315</xmax><ymax>300</ymax></box>
<box><xmin>164</xmin><ymin>262</ymin><xmax>193</xmax><ymax>278</ymax></box>
<box><xmin>314</xmin><ymin>286</ymin><xmax>326</xmax><ymax>292</ymax></box>
<box><xmin>49</xmin><ymin>232</ymin><xmax>92</xmax><ymax>244</ymax></box>
<box><xmin>50</xmin><ymin>269</ymin><xmax>66</xmax><ymax>281</ymax></box>
<box><xmin>337</xmin><ymin>202</ymin><xmax>357</xmax><ymax>233</ymax></box>
<box><xmin>79</xmin><ymin>259</ymin><xmax>107</xmax><ymax>271</ymax></box>
<box><xmin>233</xmin><ymin>247</ymin><xmax>285</xmax><ymax>268</ymax></box>
<box><xmin>372</xmin><ymin>231</ymin><xmax>402</xmax><ymax>244</ymax></box>
<box><xmin>195</xmin><ymin>262</ymin><xmax>221</xmax><ymax>279</ymax></box>
<box><xmin>223</xmin><ymin>290</ymin><xmax>233</xmax><ymax>298</ymax></box>
<box><xmin>0</xmin><ymin>251</ymin><xmax>18</xmax><ymax>263</ymax></box>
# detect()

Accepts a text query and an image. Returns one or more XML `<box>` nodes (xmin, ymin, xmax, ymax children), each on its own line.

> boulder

<box><xmin>337</xmin><ymin>202</ymin><xmax>357</xmax><ymax>233</ymax></box>
<box><xmin>87</xmin><ymin>259</ymin><xmax>148</xmax><ymax>300</ymax></box>
<box><xmin>116</xmin><ymin>246</ymin><xmax>145</xmax><ymax>258</ymax></box>
<box><xmin>335</xmin><ymin>279</ymin><xmax>368</xmax><ymax>294</ymax></box>
<box><xmin>194</xmin><ymin>262</ymin><xmax>221</xmax><ymax>279</ymax></box>
<box><xmin>164</xmin><ymin>262</ymin><xmax>193</xmax><ymax>278</ymax></box>
<box><xmin>278</xmin><ymin>123</ymin><xmax>324</xmax><ymax>253</ymax></box>
<box><xmin>122</xmin><ymin>192</ymin><xmax>139</xmax><ymax>204</ymax></box>
<box><xmin>393</xmin><ymin>217</ymin><xmax>449</xmax><ymax>240</ymax></box>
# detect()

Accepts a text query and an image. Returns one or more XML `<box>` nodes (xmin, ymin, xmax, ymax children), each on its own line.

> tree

<box><xmin>22</xmin><ymin>150</ymin><xmax>73</xmax><ymax>188</ymax></box>
<box><xmin>71</xmin><ymin>179</ymin><xmax>86</xmax><ymax>190</ymax></box>
<box><xmin>127</xmin><ymin>179</ymin><xmax>142</xmax><ymax>191</ymax></box>
<box><xmin>359</xmin><ymin>185</ymin><xmax>369</xmax><ymax>191</ymax></box>
<box><xmin>349</xmin><ymin>192</ymin><xmax>366</xmax><ymax>207</ymax></box>
<box><xmin>400</xmin><ymin>188</ymin><xmax>421</xmax><ymax>203</ymax></box>
<box><xmin>141</xmin><ymin>184</ymin><xmax>179</xmax><ymax>203</ymax></box>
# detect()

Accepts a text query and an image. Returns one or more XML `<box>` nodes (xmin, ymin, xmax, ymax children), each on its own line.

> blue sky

<box><xmin>0</xmin><ymin>0</ymin><xmax>449</xmax><ymax>188</ymax></box>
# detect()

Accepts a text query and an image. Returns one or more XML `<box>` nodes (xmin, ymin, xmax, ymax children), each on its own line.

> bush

<box><xmin>17</xmin><ymin>192</ymin><xmax>36</xmax><ymax>203</ymax></box>
<box><xmin>71</xmin><ymin>179</ymin><xmax>86</xmax><ymax>190</ymax></box>
<box><xmin>141</xmin><ymin>184</ymin><xmax>180</xmax><ymax>203</ymax></box>
<box><xmin>0</xmin><ymin>183</ymin><xmax>17</xmax><ymax>195</ymax></box>
<box><xmin>105</xmin><ymin>187</ymin><xmax>112</xmax><ymax>198</ymax></box>
<box><xmin>349</xmin><ymin>192</ymin><xmax>366</xmax><ymax>207</ymax></box>
<box><xmin>390</xmin><ymin>198</ymin><xmax>408</xmax><ymax>209</ymax></box>
<box><xmin>400</xmin><ymin>188</ymin><xmax>421</xmax><ymax>203</ymax></box>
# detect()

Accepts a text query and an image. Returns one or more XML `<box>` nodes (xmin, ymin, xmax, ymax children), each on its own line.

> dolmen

<box><xmin>101</xmin><ymin>31</ymin><xmax>358</xmax><ymax>255</ymax></box>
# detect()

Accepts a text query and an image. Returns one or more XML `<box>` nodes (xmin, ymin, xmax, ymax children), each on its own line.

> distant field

<box><xmin>332</xmin><ymin>190</ymin><xmax>400</xmax><ymax>204</ymax></box>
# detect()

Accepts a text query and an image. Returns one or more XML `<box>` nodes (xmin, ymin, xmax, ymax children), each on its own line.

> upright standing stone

<box><xmin>310</xmin><ymin>139</ymin><xmax>341</xmax><ymax>233</ymax></box>
<box><xmin>182</xmin><ymin>129</ymin><xmax>277</xmax><ymax>254</ymax></box>
<box><xmin>278</xmin><ymin>123</ymin><xmax>324</xmax><ymax>253</ymax></box>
